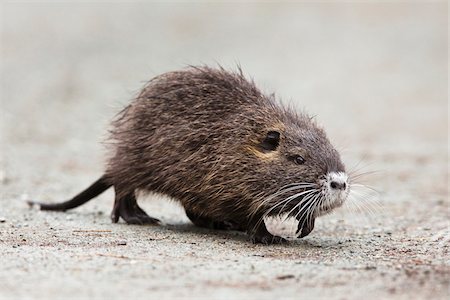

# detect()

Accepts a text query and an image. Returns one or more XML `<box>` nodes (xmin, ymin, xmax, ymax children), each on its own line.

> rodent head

<box><xmin>248</xmin><ymin>113</ymin><xmax>349</xmax><ymax>227</ymax></box>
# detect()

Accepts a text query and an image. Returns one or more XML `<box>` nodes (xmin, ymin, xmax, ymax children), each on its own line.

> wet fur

<box><xmin>31</xmin><ymin>66</ymin><xmax>346</xmax><ymax>244</ymax></box>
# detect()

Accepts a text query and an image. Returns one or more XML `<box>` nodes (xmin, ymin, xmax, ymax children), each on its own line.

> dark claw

<box><xmin>120</xmin><ymin>214</ymin><xmax>161</xmax><ymax>225</ymax></box>
<box><xmin>296</xmin><ymin>217</ymin><xmax>315</xmax><ymax>238</ymax></box>
<box><xmin>111</xmin><ymin>191</ymin><xmax>160</xmax><ymax>225</ymax></box>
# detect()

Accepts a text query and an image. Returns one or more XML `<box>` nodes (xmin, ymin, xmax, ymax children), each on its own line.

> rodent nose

<box><xmin>330</xmin><ymin>181</ymin><xmax>346</xmax><ymax>190</ymax></box>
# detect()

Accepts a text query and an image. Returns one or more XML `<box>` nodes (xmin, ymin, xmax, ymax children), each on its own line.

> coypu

<box><xmin>28</xmin><ymin>66</ymin><xmax>350</xmax><ymax>244</ymax></box>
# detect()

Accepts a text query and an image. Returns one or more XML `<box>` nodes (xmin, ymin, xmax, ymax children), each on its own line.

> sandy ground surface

<box><xmin>1</xmin><ymin>2</ymin><xmax>448</xmax><ymax>300</ymax></box>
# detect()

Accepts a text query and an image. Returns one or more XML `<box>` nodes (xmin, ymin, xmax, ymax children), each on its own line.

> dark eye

<box><xmin>260</xmin><ymin>131</ymin><xmax>280</xmax><ymax>151</ymax></box>
<box><xmin>293</xmin><ymin>155</ymin><xmax>305</xmax><ymax>165</ymax></box>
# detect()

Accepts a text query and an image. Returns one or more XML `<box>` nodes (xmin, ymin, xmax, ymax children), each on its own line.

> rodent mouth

<box><xmin>314</xmin><ymin>172</ymin><xmax>350</xmax><ymax>216</ymax></box>
<box><xmin>315</xmin><ymin>187</ymin><xmax>349</xmax><ymax>216</ymax></box>
<box><xmin>260</xmin><ymin>174</ymin><xmax>350</xmax><ymax>231</ymax></box>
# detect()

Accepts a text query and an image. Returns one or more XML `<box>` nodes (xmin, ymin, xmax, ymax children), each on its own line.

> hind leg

<box><xmin>185</xmin><ymin>210</ymin><xmax>243</xmax><ymax>231</ymax></box>
<box><xmin>111</xmin><ymin>187</ymin><xmax>160</xmax><ymax>225</ymax></box>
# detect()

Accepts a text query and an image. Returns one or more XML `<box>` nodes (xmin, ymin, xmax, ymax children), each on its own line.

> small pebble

<box><xmin>276</xmin><ymin>274</ymin><xmax>295</xmax><ymax>280</ymax></box>
<box><xmin>0</xmin><ymin>217</ymin><xmax>6</xmax><ymax>223</ymax></box>
<box><xmin>117</xmin><ymin>241</ymin><xmax>127</xmax><ymax>246</ymax></box>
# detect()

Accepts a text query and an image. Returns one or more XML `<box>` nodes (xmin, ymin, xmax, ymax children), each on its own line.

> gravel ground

<box><xmin>1</xmin><ymin>2</ymin><xmax>448</xmax><ymax>300</ymax></box>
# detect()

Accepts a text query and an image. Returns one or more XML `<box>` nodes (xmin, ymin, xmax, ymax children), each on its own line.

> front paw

<box><xmin>296</xmin><ymin>217</ymin><xmax>315</xmax><ymax>238</ymax></box>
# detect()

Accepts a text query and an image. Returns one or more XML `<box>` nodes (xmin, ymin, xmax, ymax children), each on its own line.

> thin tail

<box><xmin>27</xmin><ymin>175</ymin><xmax>112</xmax><ymax>211</ymax></box>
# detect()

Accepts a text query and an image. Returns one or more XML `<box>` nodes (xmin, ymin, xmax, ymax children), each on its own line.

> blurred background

<box><xmin>1</xmin><ymin>1</ymin><xmax>448</xmax><ymax>300</ymax></box>
<box><xmin>2</xmin><ymin>2</ymin><xmax>447</xmax><ymax>172</ymax></box>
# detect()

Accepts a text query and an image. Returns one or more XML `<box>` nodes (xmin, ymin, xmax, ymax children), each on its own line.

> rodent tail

<box><xmin>27</xmin><ymin>175</ymin><xmax>112</xmax><ymax>211</ymax></box>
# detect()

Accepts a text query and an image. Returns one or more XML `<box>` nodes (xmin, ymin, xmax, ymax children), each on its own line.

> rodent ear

<box><xmin>260</xmin><ymin>131</ymin><xmax>280</xmax><ymax>151</ymax></box>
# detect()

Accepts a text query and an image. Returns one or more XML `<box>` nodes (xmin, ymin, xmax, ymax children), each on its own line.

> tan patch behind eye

<box><xmin>246</xmin><ymin>146</ymin><xmax>280</xmax><ymax>161</ymax></box>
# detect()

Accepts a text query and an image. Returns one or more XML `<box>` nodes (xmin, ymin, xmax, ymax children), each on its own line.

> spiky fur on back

<box><xmin>105</xmin><ymin>66</ymin><xmax>342</xmax><ymax>226</ymax></box>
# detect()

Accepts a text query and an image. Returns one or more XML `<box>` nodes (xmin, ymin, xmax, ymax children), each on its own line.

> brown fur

<box><xmin>31</xmin><ymin>66</ymin><xmax>345</xmax><ymax>244</ymax></box>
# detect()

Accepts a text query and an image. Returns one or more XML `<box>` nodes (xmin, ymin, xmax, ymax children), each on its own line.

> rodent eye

<box><xmin>294</xmin><ymin>155</ymin><xmax>305</xmax><ymax>165</ymax></box>
<box><xmin>260</xmin><ymin>131</ymin><xmax>280</xmax><ymax>151</ymax></box>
